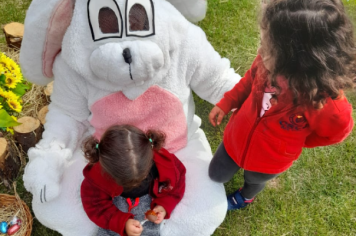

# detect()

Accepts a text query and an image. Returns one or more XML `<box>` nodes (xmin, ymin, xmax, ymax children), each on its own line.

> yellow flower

<box><xmin>0</xmin><ymin>53</ymin><xmax>25</xmax><ymax>116</ymax></box>
<box><xmin>0</xmin><ymin>90</ymin><xmax>19</xmax><ymax>100</ymax></box>
<box><xmin>8</xmin><ymin>91</ymin><xmax>20</xmax><ymax>100</ymax></box>
<box><xmin>0</xmin><ymin>53</ymin><xmax>23</xmax><ymax>82</ymax></box>
<box><xmin>10</xmin><ymin>68</ymin><xmax>23</xmax><ymax>84</ymax></box>
<box><xmin>0</xmin><ymin>53</ymin><xmax>18</xmax><ymax>70</ymax></box>
<box><xmin>7</xmin><ymin>98</ymin><xmax>22</xmax><ymax>113</ymax></box>
<box><xmin>1</xmin><ymin>90</ymin><xmax>12</xmax><ymax>99</ymax></box>
<box><xmin>5</xmin><ymin>74</ymin><xmax>18</xmax><ymax>89</ymax></box>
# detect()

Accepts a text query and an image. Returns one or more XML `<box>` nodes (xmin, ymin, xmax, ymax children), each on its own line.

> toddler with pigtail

<box><xmin>80</xmin><ymin>125</ymin><xmax>186</xmax><ymax>236</ymax></box>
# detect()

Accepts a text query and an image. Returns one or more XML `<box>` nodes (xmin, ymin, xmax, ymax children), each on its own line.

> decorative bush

<box><xmin>0</xmin><ymin>53</ymin><xmax>29</xmax><ymax>132</ymax></box>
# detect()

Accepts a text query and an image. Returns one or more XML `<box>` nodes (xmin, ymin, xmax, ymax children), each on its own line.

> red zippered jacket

<box><xmin>216</xmin><ymin>55</ymin><xmax>354</xmax><ymax>174</ymax></box>
<box><xmin>81</xmin><ymin>148</ymin><xmax>186</xmax><ymax>236</ymax></box>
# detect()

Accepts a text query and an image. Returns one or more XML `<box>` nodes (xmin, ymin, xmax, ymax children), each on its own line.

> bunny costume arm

<box><xmin>20</xmin><ymin>0</ymin><xmax>89</xmax><ymax>149</ymax></box>
<box><xmin>184</xmin><ymin>26</ymin><xmax>241</xmax><ymax>104</ymax></box>
<box><xmin>23</xmin><ymin>55</ymin><xmax>90</xmax><ymax>203</ymax></box>
<box><xmin>167</xmin><ymin>0</ymin><xmax>207</xmax><ymax>23</ymax></box>
<box><xmin>41</xmin><ymin>61</ymin><xmax>90</xmax><ymax>151</ymax></box>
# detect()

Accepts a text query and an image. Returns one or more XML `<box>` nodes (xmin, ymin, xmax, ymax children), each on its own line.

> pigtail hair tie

<box><xmin>146</xmin><ymin>129</ymin><xmax>165</xmax><ymax>150</ymax></box>
<box><xmin>83</xmin><ymin>137</ymin><xmax>100</xmax><ymax>164</ymax></box>
<box><xmin>148</xmin><ymin>138</ymin><xmax>153</xmax><ymax>149</ymax></box>
<box><xmin>95</xmin><ymin>143</ymin><xmax>100</xmax><ymax>155</ymax></box>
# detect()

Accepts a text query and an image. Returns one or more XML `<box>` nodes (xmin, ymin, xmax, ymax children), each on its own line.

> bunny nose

<box><xmin>122</xmin><ymin>48</ymin><xmax>132</xmax><ymax>64</ymax></box>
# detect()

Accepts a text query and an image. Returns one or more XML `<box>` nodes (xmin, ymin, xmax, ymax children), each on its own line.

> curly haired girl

<box><xmin>209</xmin><ymin>0</ymin><xmax>355</xmax><ymax>210</ymax></box>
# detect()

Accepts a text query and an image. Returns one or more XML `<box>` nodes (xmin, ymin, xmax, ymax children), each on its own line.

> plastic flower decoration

<box><xmin>0</xmin><ymin>52</ymin><xmax>30</xmax><ymax>131</ymax></box>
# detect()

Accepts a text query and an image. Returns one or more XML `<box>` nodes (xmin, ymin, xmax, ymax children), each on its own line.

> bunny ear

<box><xmin>165</xmin><ymin>0</ymin><xmax>207</xmax><ymax>23</ymax></box>
<box><xmin>20</xmin><ymin>0</ymin><xmax>74</xmax><ymax>86</ymax></box>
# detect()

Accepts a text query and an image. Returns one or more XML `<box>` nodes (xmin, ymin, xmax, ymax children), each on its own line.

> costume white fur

<box><xmin>20</xmin><ymin>0</ymin><xmax>241</xmax><ymax>235</ymax></box>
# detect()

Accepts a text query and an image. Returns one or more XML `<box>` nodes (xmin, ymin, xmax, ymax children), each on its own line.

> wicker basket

<box><xmin>0</xmin><ymin>191</ymin><xmax>33</xmax><ymax>236</ymax></box>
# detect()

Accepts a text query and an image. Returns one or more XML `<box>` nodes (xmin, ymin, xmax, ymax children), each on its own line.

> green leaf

<box><xmin>0</xmin><ymin>74</ymin><xmax>5</xmax><ymax>83</ymax></box>
<box><xmin>0</xmin><ymin>109</ymin><xmax>21</xmax><ymax>127</ymax></box>
<box><xmin>11</xmin><ymin>83</ymin><xmax>30</xmax><ymax>97</ymax></box>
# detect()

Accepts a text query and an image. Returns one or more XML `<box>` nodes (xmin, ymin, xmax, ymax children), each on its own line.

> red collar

<box><xmin>153</xmin><ymin>148</ymin><xmax>179</xmax><ymax>189</ymax></box>
<box><xmin>83</xmin><ymin>160</ymin><xmax>123</xmax><ymax>197</ymax></box>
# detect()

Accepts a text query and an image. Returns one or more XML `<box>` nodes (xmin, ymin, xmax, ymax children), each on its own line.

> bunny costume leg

<box><xmin>31</xmin><ymin>148</ymin><xmax>97</xmax><ymax>236</ymax></box>
<box><xmin>161</xmin><ymin>129</ymin><xmax>227</xmax><ymax>236</ymax></box>
<box><xmin>28</xmin><ymin>129</ymin><xmax>225</xmax><ymax>236</ymax></box>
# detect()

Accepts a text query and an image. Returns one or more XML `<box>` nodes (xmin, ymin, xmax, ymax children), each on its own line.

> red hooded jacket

<box><xmin>216</xmin><ymin>55</ymin><xmax>354</xmax><ymax>174</ymax></box>
<box><xmin>81</xmin><ymin>148</ymin><xmax>186</xmax><ymax>236</ymax></box>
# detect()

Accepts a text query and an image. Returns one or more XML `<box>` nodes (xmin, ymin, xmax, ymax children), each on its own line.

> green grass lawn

<box><xmin>0</xmin><ymin>0</ymin><xmax>356</xmax><ymax>235</ymax></box>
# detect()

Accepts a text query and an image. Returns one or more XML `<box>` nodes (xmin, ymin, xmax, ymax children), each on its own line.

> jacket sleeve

<box><xmin>80</xmin><ymin>179</ymin><xmax>134</xmax><ymax>236</ymax></box>
<box><xmin>215</xmin><ymin>55</ymin><xmax>261</xmax><ymax>114</ymax></box>
<box><xmin>304</xmin><ymin>98</ymin><xmax>354</xmax><ymax>148</ymax></box>
<box><xmin>150</xmin><ymin>157</ymin><xmax>186</xmax><ymax>219</ymax></box>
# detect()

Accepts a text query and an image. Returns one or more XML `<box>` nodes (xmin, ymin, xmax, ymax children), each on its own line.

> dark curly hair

<box><xmin>82</xmin><ymin>125</ymin><xmax>166</xmax><ymax>191</ymax></box>
<box><xmin>260</xmin><ymin>0</ymin><xmax>356</xmax><ymax>107</ymax></box>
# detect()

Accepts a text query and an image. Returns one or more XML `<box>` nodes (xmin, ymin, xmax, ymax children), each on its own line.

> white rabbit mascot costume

<box><xmin>20</xmin><ymin>0</ymin><xmax>241</xmax><ymax>235</ymax></box>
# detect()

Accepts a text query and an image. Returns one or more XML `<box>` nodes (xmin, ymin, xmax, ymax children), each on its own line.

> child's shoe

<box><xmin>227</xmin><ymin>188</ymin><xmax>254</xmax><ymax>211</ymax></box>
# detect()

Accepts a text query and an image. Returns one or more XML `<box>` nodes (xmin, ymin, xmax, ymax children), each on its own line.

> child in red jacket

<box><xmin>209</xmin><ymin>0</ymin><xmax>355</xmax><ymax>211</ymax></box>
<box><xmin>81</xmin><ymin>125</ymin><xmax>186</xmax><ymax>236</ymax></box>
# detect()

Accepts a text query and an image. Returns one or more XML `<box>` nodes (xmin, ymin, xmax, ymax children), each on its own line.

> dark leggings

<box><xmin>209</xmin><ymin>143</ymin><xmax>280</xmax><ymax>199</ymax></box>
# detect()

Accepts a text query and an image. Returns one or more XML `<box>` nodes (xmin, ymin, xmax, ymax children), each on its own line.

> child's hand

<box><xmin>209</xmin><ymin>106</ymin><xmax>226</xmax><ymax>126</ymax></box>
<box><xmin>125</xmin><ymin>219</ymin><xmax>143</xmax><ymax>236</ymax></box>
<box><xmin>152</xmin><ymin>205</ymin><xmax>166</xmax><ymax>224</ymax></box>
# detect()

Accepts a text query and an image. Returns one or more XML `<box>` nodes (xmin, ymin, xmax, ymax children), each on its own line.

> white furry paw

<box><xmin>23</xmin><ymin>142</ymin><xmax>72</xmax><ymax>203</ymax></box>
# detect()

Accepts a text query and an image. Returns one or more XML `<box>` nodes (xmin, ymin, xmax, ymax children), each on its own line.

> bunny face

<box><xmin>60</xmin><ymin>0</ymin><xmax>185</xmax><ymax>92</ymax></box>
<box><xmin>89</xmin><ymin>38</ymin><xmax>164</xmax><ymax>88</ymax></box>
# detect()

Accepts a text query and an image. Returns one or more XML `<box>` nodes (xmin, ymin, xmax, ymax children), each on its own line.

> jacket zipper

<box><xmin>239</xmin><ymin>104</ymin><xmax>299</xmax><ymax>167</ymax></box>
<box><xmin>240</xmin><ymin>117</ymin><xmax>262</xmax><ymax>167</ymax></box>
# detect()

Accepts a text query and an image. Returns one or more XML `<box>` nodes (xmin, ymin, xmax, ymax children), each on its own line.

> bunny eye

<box><xmin>99</xmin><ymin>7</ymin><xmax>120</xmax><ymax>33</ymax></box>
<box><xmin>129</xmin><ymin>4</ymin><xmax>149</xmax><ymax>31</ymax></box>
<box><xmin>125</xmin><ymin>0</ymin><xmax>155</xmax><ymax>37</ymax></box>
<box><xmin>88</xmin><ymin>0</ymin><xmax>123</xmax><ymax>41</ymax></box>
